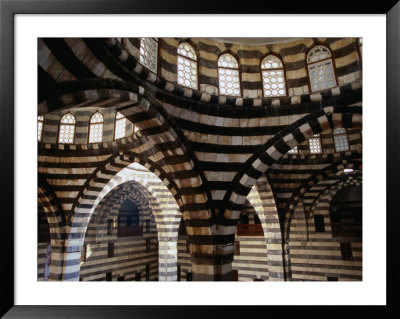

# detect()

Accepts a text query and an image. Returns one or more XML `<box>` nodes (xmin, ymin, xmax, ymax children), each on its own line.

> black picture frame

<box><xmin>1</xmin><ymin>0</ymin><xmax>399</xmax><ymax>318</ymax></box>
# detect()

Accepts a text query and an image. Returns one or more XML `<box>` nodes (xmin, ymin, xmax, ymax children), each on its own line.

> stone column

<box><xmin>189</xmin><ymin>242</ymin><xmax>217</xmax><ymax>281</ymax></box>
<box><xmin>158</xmin><ymin>237</ymin><xmax>178</xmax><ymax>281</ymax></box>
<box><xmin>265</xmin><ymin>239</ymin><xmax>285</xmax><ymax>281</ymax></box>
<box><xmin>282</xmin><ymin>240</ymin><xmax>292</xmax><ymax>281</ymax></box>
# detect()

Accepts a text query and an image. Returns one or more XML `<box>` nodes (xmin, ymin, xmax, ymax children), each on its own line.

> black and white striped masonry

<box><xmin>38</xmin><ymin>37</ymin><xmax>362</xmax><ymax>281</ymax></box>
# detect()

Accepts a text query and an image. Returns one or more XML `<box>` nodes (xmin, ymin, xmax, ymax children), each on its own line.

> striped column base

<box><xmin>158</xmin><ymin>239</ymin><xmax>178</xmax><ymax>281</ymax></box>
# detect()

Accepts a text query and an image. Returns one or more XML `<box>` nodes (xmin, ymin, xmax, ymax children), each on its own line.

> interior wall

<box><xmin>287</xmin><ymin>182</ymin><xmax>362</xmax><ymax>281</ymax></box>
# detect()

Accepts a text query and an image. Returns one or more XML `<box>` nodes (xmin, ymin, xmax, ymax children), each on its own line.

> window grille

<box><xmin>177</xmin><ymin>42</ymin><xmax>198</xmax><ymax>90</ymax></box>
<box><xmin>139</xmin><ymin>38</ymin><xmax>158</xmax><ymax>73</ymax></box>
<box><xmin>307</xmin><ymin>45</ymin><xmax>337</xmax><ymax>92</ymax></box>
<box><xmin>88</xmin><ymin>112</ymin><xmax>104</xmax><ymax>143</ymax></box>
<box><xmin>58</xmin><ymin>113</ymin><xmax>76</xmax><ymax>144</ymax></box>
<box><xmin>308</xmin><ymin>134</ymin><xmax>322</xmax><ymax>154</ymax></box>
<box><xmin>218</xmin><ymin>53</ymin><xmax>241</xmax><ymax>96</ymax></box>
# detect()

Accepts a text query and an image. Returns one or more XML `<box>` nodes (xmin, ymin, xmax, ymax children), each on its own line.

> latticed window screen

<box><xmin>58</xmin><ymin>113</ymin><xmax>75</xmax><ymax>144</ymax></box>
<box><xmin>177</xmin><ymin>42</ymin><xmax>198</xmax><ymax>90</ymax></box>
<box><xmin>307</xmin><ymin>45</ymin><xmax>337</xmax><ymax>92</ymax></box>
<box><xmin>139</xmin><ymin>38</ymin><xmax>158</xmax><ymax>74</ymax></box>
<box><xmin>261</xmin><ymin>55</ymin><xmax>286</xmax><ymax>97</ymax></box>
<box><xmin>114</xmin><ymin>112</ymin><xmax>126</xmax><ymax>140</ymax></box>
<box><xmin>217</xmin><ymin>53</ymin><xmax>241</xmax><ymax>96</ymax></box>
<box><xmin>288</xmin><ymin>146</ymin><xmax>298</xmax><ymax>154</ymax></box>
<box><xmin>309</xmin><ymin>134</ymin><xmax>322</xmax><ymax>154</ymax></box>
<box><xmin>88</xmin><ymin>112</ymin><xmax>104</xmax><ymax>143</ymax></box>
<box><xmin>333</xmin><ymin>127</ymin><xmax>350</xmax><ymax>152</ymax></box>
<box><xmin>38</xmin><ymin>115</ymin><xmax>44</xmax><ymax>142</ymax></box>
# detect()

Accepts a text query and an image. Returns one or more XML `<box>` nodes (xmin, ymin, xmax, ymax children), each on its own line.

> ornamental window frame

<box><xmin>260</xmin><ymin>54</ymin><xmax>287</xmax><ymax>97</ymax></box>
<box><xmin>88</xmin><ymin>111</ymin><xmax>104</xmax><ymax>144</ymax></box>
<box><xmin>177</xmin><ymin>41</ymin><xmax>199</xmax><ymax>90</ymax></box>
<box><xmin>114</xmin><ymin>111</ymin><xmax>127</xmax><ymax>140</ymax></box>
<box><xmin>306</xmin><ymin>44</ymin><xmax>338</xmax><ymax>93</ymax></box>
<box><xmin>139</xmin><ymin>37</ymin><xmax>158</xmax><ymax>74</ymax></box>
<box><xmin>38</xmin><ymin>115</ymin><xmax>44</xmax><ymax>142</ymax></box>
<box><xmin>217</xmin><ymin>52</ymin><xmax>242</xmax><ymax>97</ymax></box>
<box><xmin>308</xmin><ymin>133</ymin><xmax>322</xmax><ymax>154</ymax></box>
<box><xmin>58</xmin><ymin>113</ymin><xmax>76</xmax><ymax>144</ymax></box>
<box><xmin>333</xmin><ymin>127</ymin><xmax>350</xmax><ymax>152</ymax></box>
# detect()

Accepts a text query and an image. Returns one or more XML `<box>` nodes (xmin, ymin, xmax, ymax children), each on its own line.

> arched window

<box><xmin>58</xmin><ymin>113</ymin><xmax>75</xmax><ymax>144</ymax></box>
<box><xmin>333</xmin><ymin>127</ymin><xmax>350</xmax><ymax>152</ymax></box>
<box><xmin>38</xmin><ymin>115</ymin><xmax>44</xmax><ymax>142</ymax></box>
<box><xmin>261</xmin><ymin>55</ymin><xmax>286</xmax><ymax>97</ymax></box>
<box><xmin>114</xmin><ymin>112</ymin><xmax>126</xmax><ymax>140</ymax></box>
<box><xmin>308</xmin><ymin>134</ymin><xmax>322</xmax><ymax>154</ymax></box>
<box><xmin>118</xmin><ymin>199</ymin><xmax>139</xmax><ymax>227</ymax></box>
<box><xmin>177</xmin><ymin>42</ymin><xmax>198</xmax><ymax>90</ymax></box>
<box><xmin>88</xmin><ymin>112</ymin><xmax>104</xmax><ymax>143</ymax></box>
<box><xmin>217</xmin><ymin>53</ymin><xmax>241</xmax><ymax>97</ymax></box>
<box><xmin>307</xmin><ymin>45</ymin><xmax>337</xmax><ymax>92</ymax></box>
<box><xmin>139</xmin><ymin>38</ymin><xmax>158</xmax><ymax>74</ymax></box>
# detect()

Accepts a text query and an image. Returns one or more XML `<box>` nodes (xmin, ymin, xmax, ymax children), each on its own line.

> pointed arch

<box><xmin>222</xmin><ymin>107</ymin><xmax>362</xmax><ymax>224</ymax></box>
<box><xmin>282</xmin><ymin>158</ymin><xmax>362</xmax><ymax>241</ymax></box>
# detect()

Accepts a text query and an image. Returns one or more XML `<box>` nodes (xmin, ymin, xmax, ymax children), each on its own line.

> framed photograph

<box><xmin>1</xmin><ymin>0</ymin><xmax>399</xmax><ymax>318</ymax></box>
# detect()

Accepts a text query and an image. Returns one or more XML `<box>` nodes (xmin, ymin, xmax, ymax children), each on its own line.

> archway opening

<box><xmin>80</xmin><ymin>182</ymin><xmax>159</xmax><ymax>281</ymax></box>
<box><xmin>330</xmin><ymin>186</ymin><xmax>362</xmax><ymax>240</ymax></box>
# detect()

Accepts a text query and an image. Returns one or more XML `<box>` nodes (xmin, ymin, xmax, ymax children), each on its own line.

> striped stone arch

<box><xmin>57</xmin><ymin>154</ymin><xmax>184</xmax><ymax>281</ymax></box>
<box><xmin>282</xmin><ymin>157</ymin><xmax>362</xmax><ymax>241</ymax></box>
<box><xmin>39</xmin><ymin>77</ymin><xmax>212</xmax><ymax>210</ymax></box>
<box><xmin>307</xmin><ymin>173</ymin><xmax>363</xmax><ymax>221</ymax></box>
<box><xmin>286</xmin><ymin>171</ymin><xmax>362</xmax><ymax>243</ymax></box>
<box><xmin>210</xmin><ymin>107</ymin><xmax>361</xmax><ymax>279</ymax></box>
<box><xmin>66</xmin><ymin>153</ymin><xmax>182</xmax><ymax>238</ymax></box>
<box><xmin>86</xmin><ymin>161</ymin><xmax>181</xmax><ymax>232</ymax></box>
<box><xmin>38</xmin><ymin>178</ymin><xmax>66</xmax><ymax>237</ymax></box>
<box><xmin>38</xmin><ymin>179</ymin><xmax>74</xmax><ymax>281</ymax></box>
<box><xmin>223</xmin><ymin>106</ymin><xmax>362</xmax><ymax>219</ymax></box>
<box><xmin>284</xmin><ymin>174</ymin><xmax>362</xmax><ymax>281</ymax></box>
<box><xmin>39</xmin><ymin>80</ymin><xmax>216</xmax><ymax>280</ymax></box>
<box><xmin>39</xmin><ymin>78</ymin><xmax>212</xmax><ymax>213</ymax></box>
<box><xmin>88</xmin><ymin>182</ymin><xmax>157</xmax><ymax>236</ymax></box>
<box><xmin>83</xmin><ymin>165</ymin><xmax>182</xmax><ymax>281</ymax></box>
